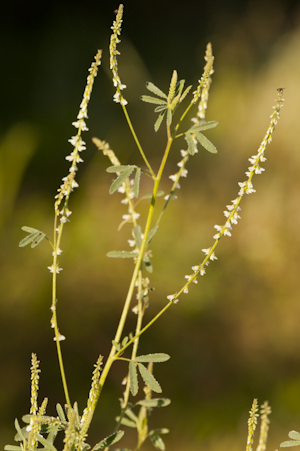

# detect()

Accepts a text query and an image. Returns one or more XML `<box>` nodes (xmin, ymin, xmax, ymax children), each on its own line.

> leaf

<box><xmin>141</xmin><ymin>191</ymin><xmax>164</xmax><ymax>200</ymax></box>
<box><xmin>138</xmin><ymin>364</ymin><xmax>162</xmax><ymax>393</ymax></box>
<box><xmin>133</xmin><ymin>225</ymin><xmax>143</xmax><ymax>250</ymax></box>
<box><xmin>154</xmin><ymin>105</ymin><xmax>167</xmax><ymax>113</ymax></box>
<box><xmin>154</xmin><ymin>112</ymin><xmax>166</xmax><ymax>132</ymax></box>
<box><xmin>189</xmin><ymin>120</ymin><xmax>218</xmax><ymax>132</ymax></box>
<box><xmin>106</xmin><ymin>165</ymin><xmax>135</xmax><ymax>173</ymax></box>
<box><xmin>21</xmin><ymin>226</ymin><xmax>40</xmax><ymax>233</ymax></box>
<box><xmin>140</xmin><ymin>96</ymin><xmax>167</xmax><ymax>105</ymax></box>
<box><xmin>280</xmin><ymin>441</ymin><xmax>300</xmax><ymax>448</ymax></box>
<box><xmin>115</xmin><ymin>417</ymin><xmax>136</xmax><ymax>428</ymax></box>
<box><xmin>145</xmin><ymin>82</ymin><xmax>167</xmax><ymax>99</ymax></box>
<box><xmin>109</xmin><ymin>167</ymin><xmax>135</xmax><ymax>194</ymax></box>
<box><xmin>31</xmin><ymin>232</ymin><xmax>46</xmax><ymax>248</ymax></box>
<box><xmin>289</xmin><ymin>432</ymin><xmax>300</xmax><ymax>441</ymax></box>
<box><xmin>143</xmin><ymin>255</ymin><xmax>153</xmax><ymax>273</ymax></box>
<box><xmin>137</xmin><ymin>398</ymin><xmax>171</xmax><ymax>408</ymax></box>
<box><xmin>129</xmin><ymin>361</ymin><xmax>139</xmax><ymax>396</ymax></box>
<box><xmin>134</xmin><ymin>167</ymin><xmax>141</xmax><ymax>198</ymax></box>
<box><xmin>135</xmin><ymin>353</ymin><xmax>170</xmax><ymax>363</ymax></box>
<box><xmin>149</xmin><ymin>431</ymin><xmax>165</xmax><ymax>451</ymax></box>
<box><xmin>4</xmin><ymin>446</ymin><xmax>23</xmax><ymax>451</ymax></box>
<box><xmin>194</xmin><ymin>131</ymin><xmax>217</xmax><ymax>154</ymax></box>
<box><xmin>92</xmin><ymin>430</ymin><xmax>125</xmax><ymax>450</ymax></box>
<box><xmin>180</xmin><ymin>85</ymin><xmax>192</xmax><ymax>102</ymax></box>
<box><xmin>19</xmin><ymin>231</ymin><xmax>40</xmax><ymax>247</ymax></box>
<box><xmin>56</xmin><ymin>403</ymin><xmax>66</xmax><ymax>422</ymax></box>
<box><xmin>122</xmin><ymin>336</ymin><xmax>128</xmax><ymax>347</ymax></box>
<box><xmin>107</xmin><ymin>251</ymin><xmax>137</xmax><ymax>258</ymax></box>
<box><xmin>14</xmin><ymin>418</ymin><xmax>26</xmax><ymax>441</ymax></box>
<box><xmin>35</xmin><ymin>433</ymin><xmax>57</xmax><ymax>451</ymax></box>
<box><xmin>147</xmin><ymin>226</ymin><xmax>159</xmax><ymax>244</ymax></box>
<box><xmin>185</xmin><ymin>132</ymin><xmax>195</xmax><ymax>156</ymax></box>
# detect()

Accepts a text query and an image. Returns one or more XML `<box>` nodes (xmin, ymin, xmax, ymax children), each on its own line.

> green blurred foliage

<box><xmin>1</xmin><ymin>0</ymin><xmax>300</xmax><ymax>450</ymax></box>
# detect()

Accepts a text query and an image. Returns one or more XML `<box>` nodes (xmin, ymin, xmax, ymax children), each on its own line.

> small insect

<box><xmin>277</xmin><ymin>87</ymin><xmax>285</xmax><ymax>94</ymax></box>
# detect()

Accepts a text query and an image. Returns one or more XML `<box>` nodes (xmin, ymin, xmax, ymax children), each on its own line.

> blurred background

<box><xmin>1</xmin><ymin>0</ymin><xmax>300</xmax><ymax>449</ymax></box>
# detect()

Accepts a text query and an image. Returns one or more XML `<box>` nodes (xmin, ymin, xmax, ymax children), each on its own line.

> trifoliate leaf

<box><xmin>129</xmin><ymin>361</ymin><xmax>138</xmax><ymax>396</ymax></box>
<box><xmin>134</xmin><ymin>167</ymin><xmax>141</xmax><ymax>198</ymax></box>
<box><xmin>141</xmin><ymin>96</ymin><xmax>167</xmax><ymax>105</ymax></box>
<box><xmin>107</xmin><ymin>251</ymin><xmax>137</xmax><ymax>258</ymax></box>
<box><xmin>194</xmin><ymin>131</ymin><xmax>217</xmax><ymax>153</ymax></box>
<box><xmin>145</xmin><ymin>82</ymin><xmax>167</xmax><ymax>99</ymax></box>
<box><xmin>137</xmin><ymin>398</ymin><xmax>171</xmax><ymax>408</ymax></box>
<box><xmin>135</xmin><ymin>353</ymin><xmax>170</xmax><ymax>363</ymax></box>
<box><xmin>154</xmin><ymin>112</ymin><xmax>166</xmax><ymax>132</ymax></box>
<box><xmin>92</xmin><ymin>430</ymin><xmax>125</xmax><ymax>450</ymax></box>
<box><xmin>185</xmin><ymin>132</ymin><xmax>195</xmax><ymax>156</ymax></box>
<box><xmin>109</xmin><ymin>167</ymin><xmax>135</xmax><ymax>194</ymax></box>
<box><xmin>19</xmin><ymin>227</ymin><xmax>46</xmax><ymax>248</ymax></box>
<box><xmin>189</xmin><ymin>120</ymin><xmax>218</xmax><ymax>132</ymax></box>
<box><xmin>138</xmin><ymin>363</ymin><xmax>162</xmax><ymax>393</ymax></box>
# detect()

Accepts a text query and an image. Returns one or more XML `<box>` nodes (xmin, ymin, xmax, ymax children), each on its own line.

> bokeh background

<box><xmin>1</xmin><ymin>0</ymin><xmax>300</xmax><ymax>449</ymax></box>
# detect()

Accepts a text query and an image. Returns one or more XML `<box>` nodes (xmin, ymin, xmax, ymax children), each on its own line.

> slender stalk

<box><xmin>122</xmin><ymin>105</ymin><xmax>155</xmax><ymax>179</ymax></box>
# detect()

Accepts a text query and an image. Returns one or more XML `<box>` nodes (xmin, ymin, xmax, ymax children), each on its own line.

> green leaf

<box><xmin>194</xmin><ymin>131</ymin><xmax>217</xmax><ymax>153</ymax></box>
<box><xmin>138</xmin><ymin>363</ymin><xmax>162</xmax><ymax>393</ymax></box>
<box><xmin>92</xmin><ymin>430</ymin><xmax>124</xmax><ymax>450</ymax></box>
<box><xmin>180</xmin><ymin>85</ymin><xmax>192</xmax><ymax>102</ymax></box>
<box><xmin>145</xmin><ymin>82</ymin><xmax>167</xmax><ymax>99</ymax></box>
<box><xmin>149</xmin><ymin>431</ymin><xmax>165</xmax><ymax>451</ymax></box>
<box><xmin>134</xmin><ymin>167</ymin><xmax>141</xmax><ymax>198</ymax></box>
<box><xmin>154</xmin><ymin>112</ymin><xmax>166</xmax><ymax>132</ymax></box>
<box><xmin>185</xmin><ymin>132</ymin><xmax>195</xmax><ymax>156</ymax></box>
<box><xmin>154</xmin><ymin>105</ymin><xmax>167</xmax><ymax>113</ymax></box>
<box><xmin>21</xmin><ymin>226</ymin><xmax>40</xmax><ymax>233</ymax></box>
<box><xmin>31</xmin><ymin>232</ymin><xmax>46</xmax><ymax>248</ymax></box>
<box><xmin>14</xmin><ymin>418</ymin><xmax>26</xmax><ymax>441</ymax></box>
<box><xmin>35</xmin><ymin>434</ymin><xmax>57</xmax><ymax>451</ymax></box>
<box><xmin>143</xmin><ymin>255</ymin><xmax>153</xmax><ymax>273</ymax></box>
<box><xmin>281</xmin><ymin>441</ymin><xmax>300</xmax><ymax>448</ymax></box>
<box><xmin>107</xmin><ymin>251</ymin><xmax>137</xmax><ymax>258</ymax></box>
<box><xmin>141</xmin><ymin>191</ymin><xmax>164</xmax><ymax>200</ymax></box>
<box><xmin>56</xmin><ymin>403</ymin><xmax>66</xmax><ymax>422</ymax></box>
<box><xmin>133</xmin><ymin>225</ymin><xmax>143</xmax><ymax>250</ymax></box>
<box><xmin>106</xmin><ymin>165</ymin><xmax>135</xmax><ymax>173</ymax></box>
<box><xmin>122</xmin><ymin>336</ymin><xmax>128</xmax><ymax>347</ymax></box>
<box><xmin>289</xmin><ymin>432</ymin><xmax>300</xmax><ymax>441</ymax></box>
<box><xmin>137</xmin><ymin>398</ymin><xmax>171</xmax><ymax>408</ymax></box>
<box><xmin>19</xmin><ymin>231</ymin><xmax>40</xmax><ymax>248</ymax></box>
<box><xmin>189</xmin><ymin>120</ymin><xmax>218</xmax><ymax>132</ymax></box>
<box><xmin>141</xmin><ymin>96</ymin><xmax>167</xmax><ymax>105</ymax></box>
<box><xmin>115</xmin><ymin>417</ymin><xmax>136</xmax><ymax>428</ymax></box>
<box><xmin>109</xmin><ymin>167</ymin><xmax>135</xmax><ymax>194</ymax></box>
<box><xmin>135</xmin><ymin>353</ymin><xmax>170</xmax><ymax>363</ymax></box>
<box><xmin>147</xmin><ymin>226</ymin><xmax>159</xmax><ymax>244</ymax></box>
<box><xmin>129</xmin><ymin>361</ymin><xmax>139</xmax><ymax>396</ymax></box>
<box><xmin>4</xmin><ymin>446</ymin><xmax>23</xmax><ymax>451</ymax></box>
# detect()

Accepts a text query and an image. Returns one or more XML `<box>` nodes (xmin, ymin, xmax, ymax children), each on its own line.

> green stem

<box><xmin>122</xmin><ymin>105</ymin><xmax>155</xmax><ymax>179</ymax></box>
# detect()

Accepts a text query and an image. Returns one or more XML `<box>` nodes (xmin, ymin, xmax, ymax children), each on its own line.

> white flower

<box><xmin>48</xmin><ymin>264</ymin><xmax>63</xmax><ymax>274</ymax></box>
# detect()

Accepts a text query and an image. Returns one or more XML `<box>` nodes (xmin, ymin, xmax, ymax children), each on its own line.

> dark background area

<box><xmin>1</xmin><ymin>0</ymin><xmax>300</xmax><ymax>450</ymax></box>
